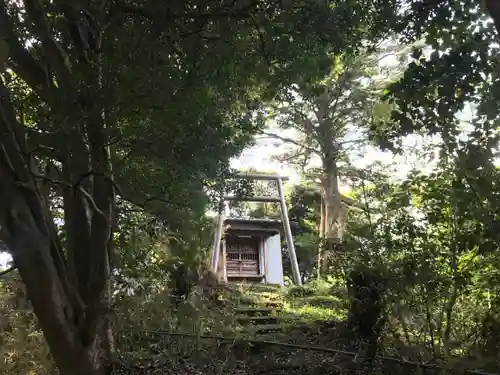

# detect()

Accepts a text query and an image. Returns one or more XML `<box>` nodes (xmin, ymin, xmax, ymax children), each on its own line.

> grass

<box><xmin>281</xmin><ymin>302</ymin><xmax>345</xmax><ymax>323</ymax></box>
<box><xmin>280</xmin><ymin>283</ymin><xmax>347</xmax><ymax>328</ymax></box>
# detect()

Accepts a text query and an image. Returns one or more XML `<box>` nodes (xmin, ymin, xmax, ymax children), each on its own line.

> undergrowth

<box><xmin>1</xmin><ymin>278</ymin><xmax>499</xmax><ymax>374</ymax></box>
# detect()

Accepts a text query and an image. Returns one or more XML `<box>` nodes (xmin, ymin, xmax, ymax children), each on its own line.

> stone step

<box><xmin>254</xmin><ymin>324</ymin><xmax>282</xmax><ymax>333</ymax></box>
<box><xmin>234</xmin><ymin>307</ymin><xmax>279</xmax><ymax>316</ymax></box>
<box><xmin>246</xmin><ymin>292</ymin><xmax>281</xmax><ymax>300</ymax></box>
<box><xmin>237</xmin><ymin>315</ymin><xmax>279</xmax><ymax>325</ymax></box>
<box><xmin>233</xmin><ymin>295</ymin><xmax>282</xmax><ymax>305</ymax></box>
<box><xmin>234</xmin><ymin>296</ymin><xmax>283</xmax><ymax>308</ymax></box>
<box><xmin>232</xmin><ymin>296</ymin><xmax>260</xmax><ymax>305</ymax></box>
<box><xmin>236</xmin><ymin>283</ymin><xmax>282</xmax><ymax>291</ymax></box>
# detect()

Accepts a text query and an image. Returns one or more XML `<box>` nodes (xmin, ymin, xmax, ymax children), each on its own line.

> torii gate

<box><xmin>210</xmin><ymin>172</ymin><xmax>302</xmax><ymax>286</ymax></box>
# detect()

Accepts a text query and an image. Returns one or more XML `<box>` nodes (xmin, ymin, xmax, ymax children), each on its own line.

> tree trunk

<box><xmin>0</xmin><ymin>66</ymin><xmax>113</xmax><ymax>374</ymax></box>
<box><xmin>320</xmin><ymin>156</ymin><xmax>344</xmax><ymax>274</ymax></box>
<box><xmin>317</xmin><ymin>197</ymin><xmax>325</xmax><ymax>279</ymax></box>
<box><xmin>442</xmin><ymin>283</ymin><xmax>459</xmax><ymax>358</ymax></box>
<box><xmin>0</xmin><ymin>171</ymin><xmax>110</xmax><ymax>375</ymax></box>
<box><xmin>485</xmin><ymin>0</ymin><xmax>500</xmax><ymax>36</ymax></box>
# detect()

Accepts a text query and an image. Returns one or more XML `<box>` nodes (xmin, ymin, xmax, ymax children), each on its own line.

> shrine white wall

<box><xmin>264</xmin><ymin>234</ymin><xmax>284</xmax><ymax>286</ymax></box>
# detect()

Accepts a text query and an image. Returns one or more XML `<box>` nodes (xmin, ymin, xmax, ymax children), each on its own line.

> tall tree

<box><xmin>267</xmin><ymin>49</ymin><xmax>401</xmax><ymax>275</ymax></box>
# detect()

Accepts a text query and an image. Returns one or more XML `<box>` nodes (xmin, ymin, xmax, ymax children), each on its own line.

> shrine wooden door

<box><xmin>225</xmin><ymin>236</ymin><xmax>260</xmax><ymax>277</ymax></box>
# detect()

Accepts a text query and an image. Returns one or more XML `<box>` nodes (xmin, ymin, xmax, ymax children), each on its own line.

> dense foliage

<box><xmin>2</xmin><ymin>0</ymin><xmax>500</xmax><ymax>374</ymax></box>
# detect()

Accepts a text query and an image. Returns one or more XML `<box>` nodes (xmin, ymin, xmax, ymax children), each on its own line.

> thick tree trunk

<box><xmin>313</xmin><ymin>89</ymin><xmax>346</xmax><ymax>275</ymax></box>
<box><xmin>0</xmin><ymin>166</ymin><xmax>110</xmax><ymax>375</ymax></box>
<box><xmin>320</xmin><ymin>157</ymin><xmax>344</xmax><ymax>274</ymax></box>
<box><xmin>0</xmin><ymin>72</ymin><xmax>113</xmax><ymax>375</ymax></box>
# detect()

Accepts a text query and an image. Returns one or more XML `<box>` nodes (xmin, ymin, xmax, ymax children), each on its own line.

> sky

<box><xmin>230</xmin><ymin>129</ymin><xmax>436</xmax><ymax>192</ymax></box>
<box><xmin>230</xmin><ymin>45</ymin><xmax>479</xmax><ymax>194</ymax></box>
<box><xmin>230</xmin><ymin>51</ymin><xmax>435</xmax><ymax>193</ymax></box>
<box><xmin>231</xmin><ymin>103</ymin><xmax>476</xmax><ymax>195</ymax></box>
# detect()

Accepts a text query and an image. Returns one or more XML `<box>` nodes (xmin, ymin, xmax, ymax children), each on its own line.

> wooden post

<box><xmin>211</xmin><ymin>202</ymin><xmax>224</xmax><ymax>272</ymax></box>
<box><xmin>276</xmin><ymin>177</ymin><xmax>302</xmax><ymax>286</ymax></box>
<box><xmin>317</xmin><ymin>198</ymin><xmax>324</xmax><ymax>280</ymax></box>
<box><xmin>262</xmin><ymin>237</ymin><xmax>268</xmax><ymax>283</ymax></box>
<box><xmin>222</xmin><ymin>239</ymin><xmax>227</xmax><ymax>282</ymax></box>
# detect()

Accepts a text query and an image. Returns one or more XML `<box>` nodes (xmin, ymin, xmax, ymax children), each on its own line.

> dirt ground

<box><xmin>112</xmin><ymin>349</ymin><xmax>434</xmax><ymax>375</ymax></box>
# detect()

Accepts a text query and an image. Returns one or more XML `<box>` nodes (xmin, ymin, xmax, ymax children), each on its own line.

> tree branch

<box><xmin>0</xmin><ymin>0</ymin><xmax>53</xmax><ymax>99</ymax></box>
<box><xmin>337</xmin><ymin>137</ymin><xmax>367</xmax><ymax>147</ymax></box>
<box><xmin>32</xmin><ymin>173</ymin><xmax>108</xmax><ymax>220</ymax></box>
<box><xmin>24</xmin><ymin>0</ymin><xmax>72</xmax><ymax>84</ymax></box>
<box><xmin>271</xmin><ymin>148</ymin><xmax>310</xmax><ymax>167</ymax></box>
<box><xmin>249</xmin><ymin>13</ymin><xmax>271</xmax><ymax>65</ymax></box>
<box><xmin>0</xmin><ymin>264</ymin><xmax>16</xmax><ymax>277</ymax></box>
<box><xmin>73</xmin><ymin>170</ymin><xmax>122</xmax><ymax>197</ymax></box>
<box><xmin>130</xmin><ymin>330</ymin><xmax>497</xmax><ymax>375</ymax></box>
<box><xmin>258</xmin><ymin>131</ymin><xmax>318</xmax><ymax>154</ymax></box>
<box><xmin>486</xmin><ymin>0</ymin><xmax>500</xmax><ymax>37</ymax></box>
<box><xmin>139</xmin><ymin>196</ymin><xmax>191</xmax><ymax>209</ymax></box>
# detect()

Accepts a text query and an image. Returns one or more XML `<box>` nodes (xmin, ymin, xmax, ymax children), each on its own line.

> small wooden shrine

<box><xmin>215</xmin><ymin>218</ymin><xmax>284</xmax><ymax>285</ymax></box>
<box><xmin>211</xmin><ymin>172</ymin><xmax>302</xmax><ymax>286</ymax></box>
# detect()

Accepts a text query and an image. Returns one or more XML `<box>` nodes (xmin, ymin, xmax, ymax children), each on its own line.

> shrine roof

<box><xmin>224</xmin><ymin>217</ymin><xmax>283</xmax><ymax>231</ymax></box>
<box><xmin>224</xmin><ymin>217</ymin><xmax>282</xmax><ymax>224</ymax></box>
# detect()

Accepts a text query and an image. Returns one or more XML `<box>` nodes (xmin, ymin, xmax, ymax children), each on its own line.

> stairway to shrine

<box><xmin>228</xmin><ymin>283</ymin><xmax>284</xmax><ymax>335</ymax></box>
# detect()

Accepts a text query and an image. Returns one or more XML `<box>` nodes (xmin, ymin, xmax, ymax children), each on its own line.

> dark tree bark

<box><xmin>0</xmin><ymin>86</ymin><xmax>111</xmax><ymax>375</ymax></box>
<box><xmin>485</xmin><ymin>0</ymin><xmax>500</xmax><ymax>37</ymax></box>
<box><xmin>0</xmin><ymin>1</ymin><xmax>114</xmax><ymax>374</ymax></box>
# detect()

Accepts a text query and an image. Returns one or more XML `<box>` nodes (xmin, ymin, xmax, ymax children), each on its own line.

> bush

<box><xmin>302</xmin><ymin>296</ymin><xmax>342</xmax><ymax>309</ymax></box>
<box><xmin>0</xmin><ymin>276</ymin><xmax>54</xmax><ymax>374</ymax></box>
<box><xmin>286</xmin><ymin>285</ymin><xmax>316</xmax><ymax>298</ymax></box>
